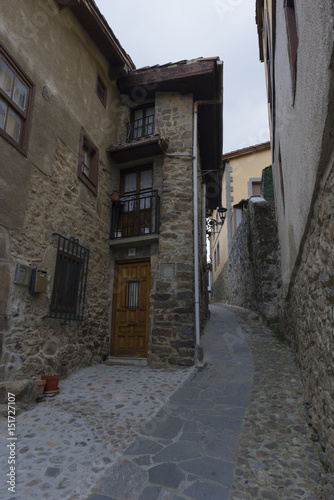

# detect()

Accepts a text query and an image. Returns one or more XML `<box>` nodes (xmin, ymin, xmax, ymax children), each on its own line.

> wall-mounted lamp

<box><xmin>206</xmin><ymin>207</ymin><xmax>227</xmax><ymax>234</ymax></box>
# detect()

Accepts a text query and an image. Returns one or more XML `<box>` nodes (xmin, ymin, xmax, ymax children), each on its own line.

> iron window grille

<box><xmin>47</xmin><ymin>234</ymin><xmax>89</xmax><ymax>324</ymax></box>
<box><xmin>110</xmin><ymin>190</ymin><xmax>160</xmax><ymax>239</ymax></box>
<box><xmin>127</xmin><ymin>280</ymin><xmax>139</xmax><ymax>308</ymax></box>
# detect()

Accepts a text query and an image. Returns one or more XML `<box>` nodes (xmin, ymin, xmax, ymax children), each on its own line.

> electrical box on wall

<box><xmin>14</xmin><ymin>263</ymin><xmax>32</xmax><ymax>286</ymax></box>
<box><xmin>29</xmin><ymin>269</ymin><xmax>47</xmax><ymax>293</ymax></box>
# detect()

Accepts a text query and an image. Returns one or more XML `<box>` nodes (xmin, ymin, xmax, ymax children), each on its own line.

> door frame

<box><xmin>111</xmin><ymin>257</ymin><xmax>151</xmax><ymax>357</ymax></box>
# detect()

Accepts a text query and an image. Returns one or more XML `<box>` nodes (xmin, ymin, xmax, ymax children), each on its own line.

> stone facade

<box><xmin>0</xmin><ymin>1</ymin><xmax>221</xmax><ymax>382</ymax></box>
<box><xmin>281</xmin><ymin>161</ymin><xmax>334</xmax><ymax>469</ymax></box>
<box><xmin>215</xmin><ymin>199</ymin><xmax>281</xmax><ymax>325</ymax></box>
<box><xmin>256</xmin><ymin>0</ymin><xmax>334</xmax><ymax>472</ymax></box>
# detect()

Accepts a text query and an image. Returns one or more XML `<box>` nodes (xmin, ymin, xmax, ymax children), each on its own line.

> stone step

<box><xmin>105</xmin><ymin>357</ymin><xmax>148</xmax><ymax>367</ymax></box>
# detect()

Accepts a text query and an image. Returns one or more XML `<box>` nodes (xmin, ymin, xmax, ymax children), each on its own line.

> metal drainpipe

<box><xmin>193</xmin><ymin>102</ymin><xmax>201</xmax><ymax>348</ymax></box>
<box><xmin>193</xmin><ymin>67</ymin><xmax>223</xmax><ymax>351</ymax></box>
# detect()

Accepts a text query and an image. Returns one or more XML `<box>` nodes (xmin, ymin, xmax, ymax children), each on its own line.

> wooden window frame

<box><xmin>77</xmin><ymin>127</ymin><xmax>99</xmax><ymax>195</ymax></box>
<box><xmin>96</xmin><ymin>74</ymin><xmax>107</xmax><ymax>107</ymax></box>
<box><xmin>130</xmin><ymin>104</ymin><xmax>155</xmax><ymax>140</ymax></box>
<box><xmin>0</xmin><ymin>42</ymin><xmax>35</xmax><ymax>156</ymax></box>
<box><xmin>284</xmin><ymin>0</ymin><xmax>298</xmax><ymax>99</ymax></box>
<box><xmin>120</xmin><ymin>165</ymin><xmax>153</xmax><ymax>195</ymax></box>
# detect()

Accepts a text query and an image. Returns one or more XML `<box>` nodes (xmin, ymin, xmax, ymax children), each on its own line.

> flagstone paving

<box><xmin>0</xmin><ymin>304</ymin><xmax>329</xmax><ymax>499</ymax></box>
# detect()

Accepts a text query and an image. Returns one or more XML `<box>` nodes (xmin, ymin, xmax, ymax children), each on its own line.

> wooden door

<box><xmin>112</xmin><ymin>260</ymin><xmax>150</xmax><ymax>357</ymax></box>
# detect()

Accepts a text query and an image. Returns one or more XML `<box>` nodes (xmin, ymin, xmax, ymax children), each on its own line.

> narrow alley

<box><xmin>0</xmin><ymin>304</ymin><xmax>327</xmax><ymax>500</ymax></box>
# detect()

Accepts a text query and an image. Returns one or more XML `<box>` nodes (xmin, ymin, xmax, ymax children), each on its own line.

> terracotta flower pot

<box><xmin>111</xmin><ymin>192</ymin><xmax>120</xmax><ymax>203</ymax></box>
<box><xmin>41</xmin><ymin>374</ymin><xmax>60</xmax><ymax>393</ymax></box>
<box><xmin>36</xmin><ymin>380</ymin><xmax>46</xmax><ymax>395</ymax></box>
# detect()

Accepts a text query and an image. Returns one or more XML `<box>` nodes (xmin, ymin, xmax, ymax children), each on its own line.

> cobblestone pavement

<box><xmin>0</xmin><ymin>304</ymin><xmax>329</xmax><ymax>499</ymax></box>
<box><xmin>226</xmin><ymin>305</ymin><xmax>326</xmax><ymax>500</ymax></box>
<box><xmin>0</xmin><ymin>364</ymin><xmax>192</xmax><ymax>499</ymax></box>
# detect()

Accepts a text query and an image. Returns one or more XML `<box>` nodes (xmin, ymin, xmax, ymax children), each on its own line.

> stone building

<box><xmin>210</xmin><ymin>142</ymin><xmax>271</xmax><ymax>302</ymax></box>
<box><xmin>0</xmin><ymin>0</ymin><xmax>223</xmax><ymax>381</ymax></box>
<box><xmin>256</xmin><ymin>0</ymin><xmax>334</xmax><ymax>469</ymax></box>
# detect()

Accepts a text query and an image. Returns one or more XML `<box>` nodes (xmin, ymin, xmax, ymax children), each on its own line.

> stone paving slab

<box><xmin>226</xmin><ymin>305</ymin><xmax>326</xmax><ymax>500</ymax></box>
<box><xmin>0</xmin><ymin>304</ymin><xmax>329</xmax><ymax>499</ymax></box>
<box><xmin>89</xmin><ymin>304</ymin><xmax>254</xmax><ymax>500</ymax></box>
<box><xmin>0</xmin><ymin>365</ymin><xmax>192</xmax><ymax>499</ymax></box>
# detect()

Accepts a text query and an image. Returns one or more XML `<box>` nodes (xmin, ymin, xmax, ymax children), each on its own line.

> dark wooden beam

<box><xmin>55</xmin><ymin>0</ymin><xmax>80</xmax><ymax>10</ymax></box>
<box><xmin>117</xmin><ymin>60</ymin><xmax>216</xmax><ymax>95</ymax></box>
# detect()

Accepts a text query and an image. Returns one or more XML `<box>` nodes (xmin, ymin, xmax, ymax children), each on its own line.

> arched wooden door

<box><xmin>112</xmin><ymin>259</ymin><xmax>150</xmax><ymax>358</ymax></box>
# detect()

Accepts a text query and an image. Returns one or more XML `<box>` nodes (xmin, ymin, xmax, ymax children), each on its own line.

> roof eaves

<box><xmin>222</xmin><ymin>141</ymin><xmax>270</xmax><ymax>161</ymax></box>
<box><xmin>55</xmin><ymin>0</ymin><xmax>135</xmax><ymax>71</ymax></box>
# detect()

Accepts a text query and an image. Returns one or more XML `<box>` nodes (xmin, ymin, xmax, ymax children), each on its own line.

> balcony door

<box><xmin>120</xmin><ymin>166</ymin><xmax>152</xmax><ymax>237</ymax></box>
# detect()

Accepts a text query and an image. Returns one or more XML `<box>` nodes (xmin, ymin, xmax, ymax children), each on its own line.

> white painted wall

<box><xmin>272</xmin><ymin>0</ymin><xmax>334</xmax><ymax>296</ymax></box>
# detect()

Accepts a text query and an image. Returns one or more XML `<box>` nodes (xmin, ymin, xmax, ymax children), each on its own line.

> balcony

<box><xmin>110</xmin><ymin>190</ymin><xmax>160</xmax><ymax>242</ymax></box>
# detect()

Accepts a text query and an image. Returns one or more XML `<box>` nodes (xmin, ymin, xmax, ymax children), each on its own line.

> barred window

<box><xmin>48</xmin><ymin>235</ymin><xmax>89</xmax><ymax>323</ymax></box>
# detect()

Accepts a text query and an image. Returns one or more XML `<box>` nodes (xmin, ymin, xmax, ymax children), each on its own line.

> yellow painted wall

<box><xmin>211</xmin><ymin>145</ymin><xmax>271</xmax><ymax>284</ymax></box>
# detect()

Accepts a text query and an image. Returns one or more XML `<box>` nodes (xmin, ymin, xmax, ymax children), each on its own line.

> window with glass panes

<box><xmin>77</xmin><ymin>128</ymin><xmax>99</xmax><ymax>195</ymax></box>
<box><xmin>0</xmin><ymin>43</ymin><xmax>35</xmax><ymax>155</ymax></box>
<box><xmin>131</xmin><ymin>106</ymin><xmax>154</xmax><ymax>139</ymax></box>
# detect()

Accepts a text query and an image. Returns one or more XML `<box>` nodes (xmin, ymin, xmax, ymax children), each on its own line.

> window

<box><xmin>121</xmin><ymin>165</ymin><xmax>153</xmax><ymax>210</ymax></box>
<box><xmin>127</xmin><ymin>280</ymin><xmax>139</xmax><ymax>308</ymax></box>
<box><xmin>0</xmin><ymin>43</ymin><xmax>35</xmax><ymax>155</ymax></box>
<box><xmin>233</xmin><ymin>205</ymin><xmax>244</xmax><ymax>235</ymax></box>
<box><xmin>284</xmin><ymin>0</ymin><xmax>298</xmax><ymax>99</ymax></box>
<box><xmin>129</xmin><ymin>105</ymin><xmax>155</xmax><ymax>139</ymax></box>
<box><xmin>78</xmin><ymin>128</ymin><xmax>99</xmax><ymax>195</ymax></box>
<box><xmin>252</xmin><ymin>182</ymin><xmax>261</xmax><ymax>196</ymax></box>
<box><xmin>217</xmin><ymin>241</ymin><xmax>220</xmax><ymax>266</ymax></box>
<box><xmin>96</xmin><ymin>74</ymin><xmax>107</xmax><ymax>107</ymax></box>
<box><xmin>48</xmin><ymin>234</ymin><xmax>89</xmax><ymax>323</ymax></box>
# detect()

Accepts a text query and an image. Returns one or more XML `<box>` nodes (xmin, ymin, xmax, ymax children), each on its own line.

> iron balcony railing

<box><xmin>127</xmin><ymin>115</ymin><xmax>155</xmax><ymax>140</ymax></box>
<box><xmin>110</xmin><ymin>190</ymin><xmax>160</xmax><ymax>239</ymax></box>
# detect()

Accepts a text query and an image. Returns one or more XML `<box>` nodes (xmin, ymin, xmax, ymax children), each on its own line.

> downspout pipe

<box><xmin>193</xmin><ymin>102</ymin><xmax>201</xmax><ymax>349</ymax></box>
<box><xmin>192</xmin><ymin>68</ymin><xmax>223</xmax><ymax>356</ymax></box>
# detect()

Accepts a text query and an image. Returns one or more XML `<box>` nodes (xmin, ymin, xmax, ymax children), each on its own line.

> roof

<box><xmin>55</xmin><ymin>0</ymin><xmax>135</xmax><ymax>72</ymax></box>
<box><xmin>222</xmin><ymin>141</ymin><xmax>270</xmax><ymax>161</ymax></box>
<box><xmin>255</xmin><ymin>0</ymin><xmax>265</xmax><ymax>62</ymax></box>
<box><xmin>117</xmin><ymin>57</ymin><xmax>222</xmax><ymax>102</ymax></box>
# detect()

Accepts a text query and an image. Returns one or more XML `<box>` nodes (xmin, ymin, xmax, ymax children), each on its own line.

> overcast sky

<box><xmin>94</xmin><ymin>0</ymin><xmax>270</xmax><ymax>154</ymax></box>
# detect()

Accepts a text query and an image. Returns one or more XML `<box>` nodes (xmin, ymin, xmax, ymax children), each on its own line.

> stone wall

<box><xmin>2</xmin><ymin>139</ymin><xmax>113</xmax><ymax>380</ymax></box>
<box><xmin>0</xmin><ymin>0</ymin><xmax>121</xmax><ymax>380</ymax></box>
<box><xmin>281</xmin><ymin>162</ymin><xmax>334</xmax><ymax>470</ymax></box>
<box><xmin>147</xmin><ymin>93</ymin><xmax>200</xmax><ymax>367</ymax></box>
<box><xmin>210</xmin><ymin>262</ymin><xmax>232</xmax><ymax>304</ymax></box>
<box><xmin>226</xmin><ymin>218</ymin><xmax>256</xmax><ymax>311</ymax></box>
<box><xmin>248</xmin><ymin>199</ymin><xmax>281</xmax><ymax>323</ymax></box>
<box><xmin>214</xmin><ymin>199</ymin><xmax>281</xmax><ymax>324</ymax></box>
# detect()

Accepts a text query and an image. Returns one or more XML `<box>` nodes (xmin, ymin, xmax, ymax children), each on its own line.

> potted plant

<box><xmin>111</xmin><ymin>190</ymin><xmax>120</xmax><ymax>203</ymax></box>
<box><xmin>41</xmin><ymin>369</ymin><xmax>60</xmax><ymax>394</ymax></box>
<box><xmin>35</xmin><ymin>379</ymin><xmax>47</xmax><ymax>395</ymax></box>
